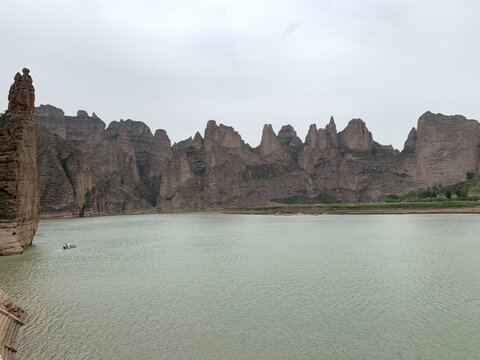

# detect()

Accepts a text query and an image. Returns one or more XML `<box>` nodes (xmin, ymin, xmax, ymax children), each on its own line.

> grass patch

<box><xmin>230</xmin><ymin>201</ymin><xmax>480</xmax><ymax>212</ymax></box>
<box><xmin>272</xmin><ymin>193</ymin><xmax>337</xmax><ymax>205</ymax></box>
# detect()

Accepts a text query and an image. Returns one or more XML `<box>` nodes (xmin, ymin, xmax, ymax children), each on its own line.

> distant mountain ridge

<box><xmin>34</xmin><ymin>104</ymin><xmax>480</xmax><ymax>217</ymax></box>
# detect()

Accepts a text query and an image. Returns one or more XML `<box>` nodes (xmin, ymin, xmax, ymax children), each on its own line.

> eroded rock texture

<box><xmin>412</xmin><ymin>112</ymin><xmax>480</xmax><ymax>187</ymax></box>
<box><xmin>33</xmin><ymin>103</ymin><xmax>480</xmax><ymax>215</ymax></box>
<box><xmin>35</xmin><ymin>108</ymin><xmax>172</xmax><ymax>216</ymax></box>
<box><xmin>0</xmin><ymin>69</ymin><xmax>39</xmax><ymax>255</ymax></box>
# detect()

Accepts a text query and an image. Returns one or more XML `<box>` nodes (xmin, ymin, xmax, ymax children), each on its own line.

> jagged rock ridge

<box><xmin>34</xmin><ymin>104</ymin><xmax>480</xmax><ymax>215</ymax></box>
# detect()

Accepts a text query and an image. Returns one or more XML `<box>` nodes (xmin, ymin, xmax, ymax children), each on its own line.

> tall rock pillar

<box><xmin>0</xmin><ymin>68</ymin><xmax>40</xmax><ymax>255</ymax></box>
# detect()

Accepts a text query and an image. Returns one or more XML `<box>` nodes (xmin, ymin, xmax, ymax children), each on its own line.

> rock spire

<box><xmin>0</xmin><ymin>68</ymin><xmax>40</xmax><ymax>255</ymax></box>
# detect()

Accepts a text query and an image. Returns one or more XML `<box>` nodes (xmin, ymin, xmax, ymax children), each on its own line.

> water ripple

<box><xmin>0</xmin><ymin>214</ymin><xmax>479</xmax><ymax>359</ymax></box>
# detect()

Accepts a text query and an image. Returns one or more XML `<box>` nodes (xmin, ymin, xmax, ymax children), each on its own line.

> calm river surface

<box><xmin>1</xmin><ymin>213</ymin><xmax>480</xmax><ymax>359</ymax></box>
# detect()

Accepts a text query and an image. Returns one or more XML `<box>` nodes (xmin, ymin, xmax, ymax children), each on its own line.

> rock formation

<box><xmin>65</xmin><ymin>110</ymin><xmax>105</xmax><ymax>153</ymax></box>
<box><xmin>35</xmin><ymin>108</ymin><xmax>174</xmax><ymax>216</ymax></box>
<box><xmin>36</xmin><ymin>124</ymin><xmax>93</xmax><ymax>217</ymax></box>
<box><xmin>0</xmin><ymin>69</ymin><xmax>39</xmax><ymax>255</ymax></box>
<box><xmin>256</xmin><ymin>124</ymin><xmax>292</xmax><ymax>163</ymax></box>
<box><xmin>338</xmin><ymin>119</ymin><xmax>374</xmax><ymax>152</ymax></box>
<box><xmin>411</xmin><ymin>112</ymin><xmax>480</xmax><ymax>187</ymax></box>
<box><xmin>32</xmin><ymin>103</ymin><xmax>480</xmax><ymax>215</ymax></box>
<box><xmin>35</xmin><ymin>104</ymin><xmax>66</xmax><ymax>138</ymax></box>
<box><xmin>158</xmin><ymin>120</ymin><xmax>310</xmax><ymax>210</ymax></box>
<box><xmin>277</xmin><ymin>125</ymin><xmax>304</xmax><ymax>161</ymax></box>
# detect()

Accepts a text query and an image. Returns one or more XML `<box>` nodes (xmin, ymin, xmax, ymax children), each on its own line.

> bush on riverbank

<box><xmin>386</xmin><ymin>172</ymin><xmax>480</xmax><ymax>203</ymax></box>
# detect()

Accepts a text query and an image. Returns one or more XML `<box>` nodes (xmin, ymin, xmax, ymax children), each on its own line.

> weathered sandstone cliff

<box><xmin>411</xmin><ymin>112</ymin><xmax>480</xmax><ymax>187</ymax></box>
<box><xmin>0</xmin><ymin>69</ymin><xmax>39</xmax><ymax>255</ymax></box>
<box><xmin>36</xmin><ymin>124</ymin><xmax>93</xmax><ymax>217</ymax></box>
<box><xmin>32</xmin><ymin>103</ymin><xmax>480</xmax><ymax>215</ymax></box>
<box><xmin>158</xmin><ymin>120</ymin><xmax>308</xmax><ymax>210</ymax></box>
<box><xmin>35</xmin><ymin>107</ymin><xmax>174</xmax><ymax>216</ymax></box>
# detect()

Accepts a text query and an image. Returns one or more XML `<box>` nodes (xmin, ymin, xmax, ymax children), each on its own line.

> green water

<box><xmin>1</xmin><ymin>213</ymin><xmax>480</xmax><ymax>359</ymax></box>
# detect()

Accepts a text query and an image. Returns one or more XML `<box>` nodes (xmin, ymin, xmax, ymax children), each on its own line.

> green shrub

<box><xmin>444</xmin><ymin>188</ymin><xmax>452</xmax><ymax>198</ymax></box>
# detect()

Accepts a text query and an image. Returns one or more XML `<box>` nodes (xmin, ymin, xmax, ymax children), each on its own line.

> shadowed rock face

<box><xmin>33</xmin><ymin>105</ymin><xmax>480</xmax><ymax>214</ymax></box>
<box><xmin>36</xmin><ymin>124</ymin><xmax>93</xmax><ymax>217</ymax></box>
<box><xmin>277</xmin><ymin>125</ymin><xmax>304</xmax><ymax>161</ymax></box>
<box><xmin>35</xmin><ymin>110</ymin><xmax>173</xmax><ymax>215</ymax></box>
<box><xmin>0</xmin><ymin>69</ymin><xmax>39</xmax><ymax>255</ymax></box>
<box><xmin>256</xmin><ymin>124</ymin><xmax>292</xmax><ymax>164</ymax></box>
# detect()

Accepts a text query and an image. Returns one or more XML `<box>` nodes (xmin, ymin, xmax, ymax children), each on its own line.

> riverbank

<box><xmin>0</xmin><ymin>290</ymin><xmax>26</xmax><ymax>360</ymax></box>
<box><xmin>37</xmin><ymin>201</ymin><xmax>480</xmax><ymax>219</ymax></box>
<box><xmin>226</xmin><ymin>201</ymin><xmax>480</xmax><ymax>215</ymax></box>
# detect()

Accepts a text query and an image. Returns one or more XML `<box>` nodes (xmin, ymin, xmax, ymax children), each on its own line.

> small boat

<box><xmin>63</xmin><ymin>243</ymin><xmax>76</xmax><ymax>250</ymax></box>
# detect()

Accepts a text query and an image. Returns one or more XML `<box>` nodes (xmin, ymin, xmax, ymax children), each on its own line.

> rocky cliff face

<box><xmin>0</xmin><ymin>69</ymin><xmax>39</xmax><ymax>255</ymax></box>
<box><xmin>338</xmin><ymin>119</ymin><xmax>374</xmax><ymax>152</ymax></box>
<box><xmin>256</xmin><ymin>124</ymin><xmax>292</xmax><ymax>164</ymax></box>
<box><xmin>32</xmin><ymin>104</ymin><xmax>480</xmax><ymax>215</ymax></box>
<box><xmin>35</xmin><ymin>109</ymin><xmax>174</xmax><ymax>216</ymax></box>
<box><xmin>411</xmin><ymin>112</ymin><xmax>480</xmax><ymax>187</ymax></box>
<box><xmin>65</xmin><ymin>110</ymin><xmax>105</xmax><ymax>153</ymax></box>
<box><xmin>36</xmin><ymin>124</ymin><xmax>93</xmax><ymax>217</ymax></box>
<box><xmin>295</xmin><ymin>116</ymin><xmax>410</xmax><ymax>203</ymax></box>
<box><xmin>35</xmin><ymin>104</ymin><xmax>66</xmax><ymax>138</ymax></box>
<box><xmin>158</xmin><ymin>121</ymin><xmax>310</xmax><ymax>211</ymax></box>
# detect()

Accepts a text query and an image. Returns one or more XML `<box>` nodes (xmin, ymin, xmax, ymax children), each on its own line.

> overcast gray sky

<box><xmin>1</xmin><ymin>0</ymin><xmax>479</xmax><ymax>149</ymax></box>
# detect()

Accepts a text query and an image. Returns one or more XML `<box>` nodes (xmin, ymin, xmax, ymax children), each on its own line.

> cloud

<box><xmin>282</xmin><ymin>22</ymin><xmax>301</xmax><ymax>39</ymax></box>
<box><xmin>1</xmin><ymin>0</ymin><xmax>479</xmax><ymax>149</ymax></box>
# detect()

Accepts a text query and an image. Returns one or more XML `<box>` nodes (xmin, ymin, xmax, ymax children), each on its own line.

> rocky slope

<box><xmin>33</xmin><ymin>103</ymin><xmax>480</xmax><ymax>215</ymax></box>
<box><xmin>0</xmin><ymin>69</ymin><xmax>39</xmax><ymax>255</ymax></box>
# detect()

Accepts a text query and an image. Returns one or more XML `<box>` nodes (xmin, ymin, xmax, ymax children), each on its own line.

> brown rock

<box><xmin>8</xmin><ymin>68</ymin><xmax>35</xmax><ymax>114</ymax></box>
<box><xmin>158</xmin><ymin>121</ymin><xmax>309</xmax><ymax>211</ymax></box>
<box><xmin>403</xmin><ymin>127</ymin><xmax>417</xmax><ymax>150</ymax></box>
<box><xmin>338</xmin><ymin>118</ymin><xmax>373</xmax><ymax>152</ymax></box>
<box><xmin>0</xmin><ymin>70</ymin><xmax>39</xmax><ymax>255</ymax></box>
<box><xmin>35</xmin><ymin>104</ymin><xmax>66</xmax><ymax>138</ymax></box>
<box><xmin>36</xmin><ymin>124</ymin><xmax>93</xmax><ymax>217</ymax></box>
<box><xmin>413</xmin><ymin>112</ymin><xmax>480</xmax><ymax>186</ymax></box>
<box><xmin>277</xmin><ymin>125</ymin><xmax>304</xmax><ymax>161</ymax></box>
<box><xmin>256</xmin><ymin>124</ymin><xmax>292</xmax><ymax>163</ymax></box>
<box><xmin>65</xmin><ymin>110</ymin><xmax>105</xmax><ymax>153</ymax></box>
<box><xmin>30</xmin><ymin>102</ymin><xmax>480</xmax><ymax>215</ymax></box>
